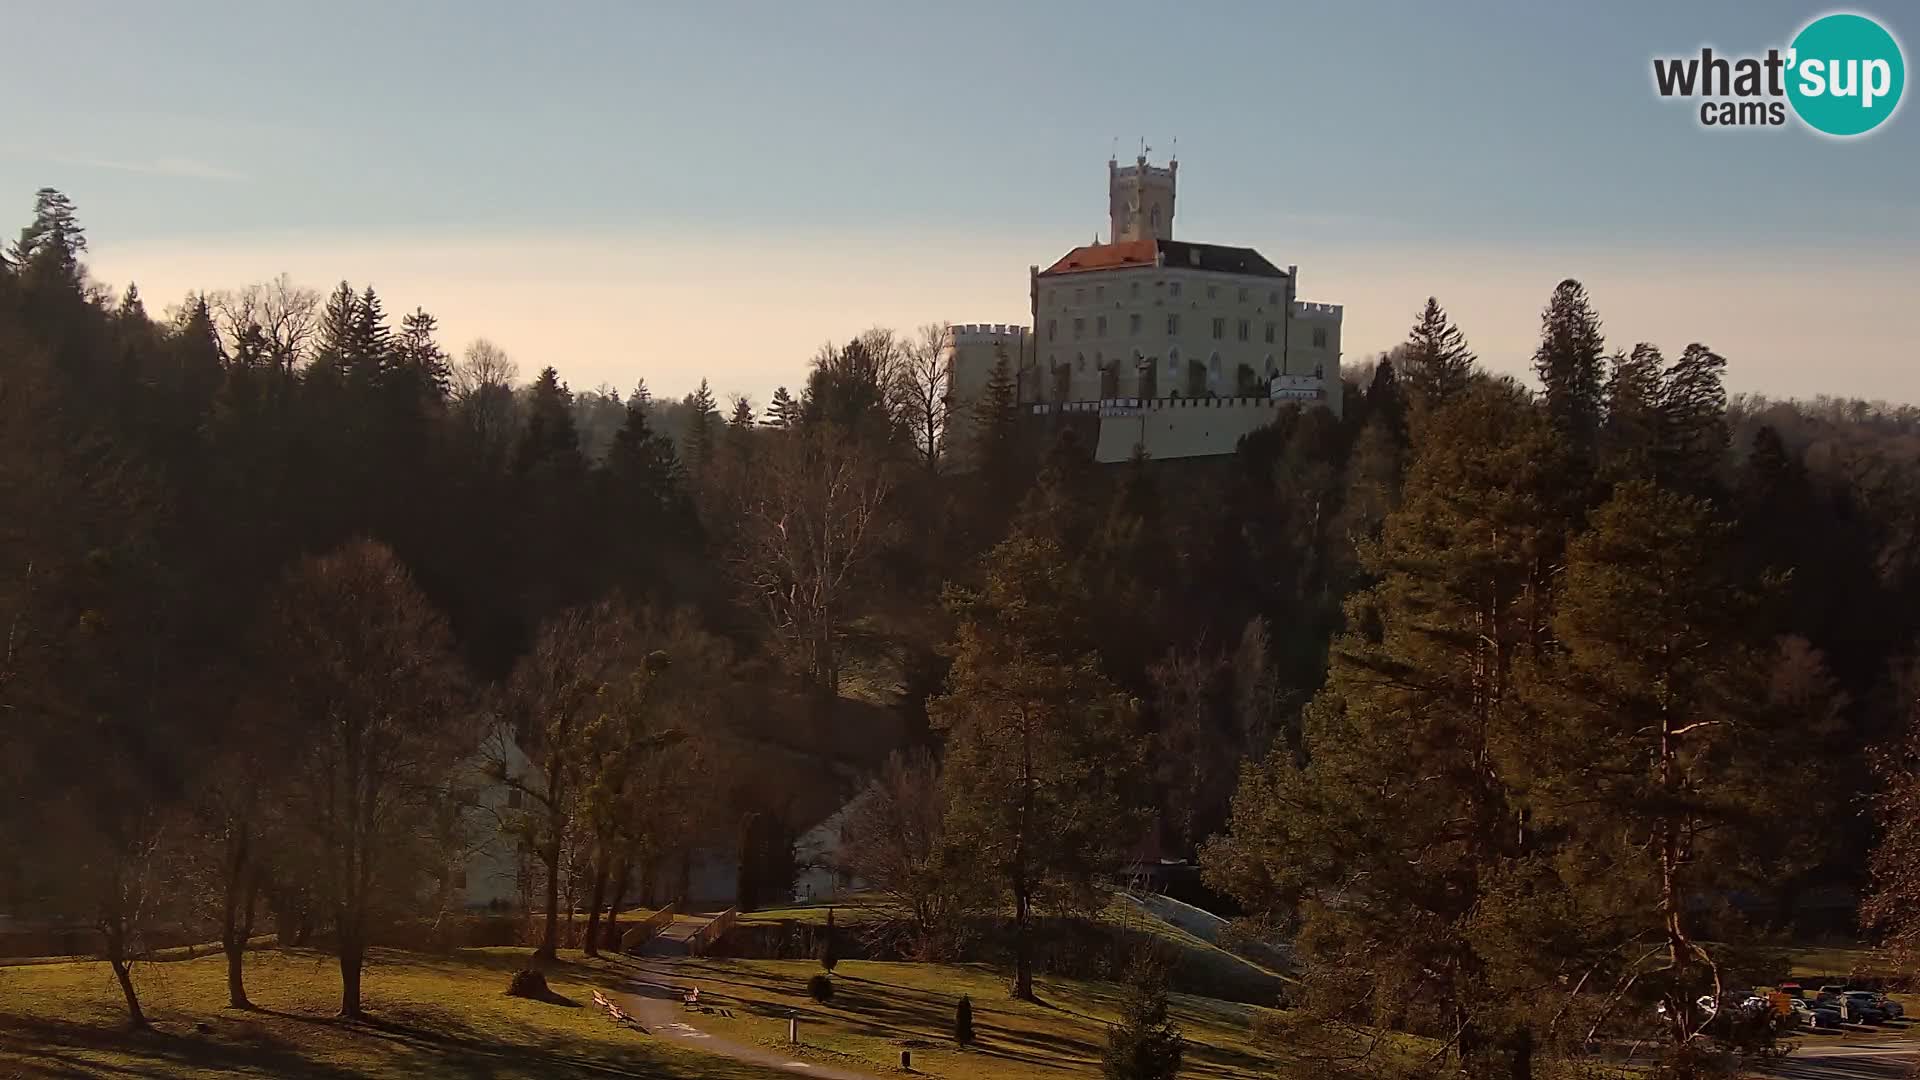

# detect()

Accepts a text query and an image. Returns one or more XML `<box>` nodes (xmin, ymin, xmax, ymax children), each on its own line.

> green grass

<box><xmin>738</xmin><ymin>892</ymin><xmax>1288</xmax><ymax>1005</ymax></box>
<box><xmin>662</xmin><ymin>955</ymin><xmax>1297</xmax><ymax>1080</ymax></box>
<box><xmin>0</xmin><ymin>945</ymin><xmax>786</xmax><ymax>1078</ymax></box>
<box><xmin>1783</xmin><ymin>944</ymin><xmax>1894</xmax><ymax>979</ymax></box>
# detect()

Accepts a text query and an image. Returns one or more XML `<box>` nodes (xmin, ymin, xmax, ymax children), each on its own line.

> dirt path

<box><xmin>611</xmin><ymin>963</ymin><xmax>883</xmax><ymax>1080</ymax></box>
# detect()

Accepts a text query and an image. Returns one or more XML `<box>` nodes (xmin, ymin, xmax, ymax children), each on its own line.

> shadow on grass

<box><xmin>0</xmin><ymin>1013</ymin><xmax>365</xmax><ymax>1079</ymax></box>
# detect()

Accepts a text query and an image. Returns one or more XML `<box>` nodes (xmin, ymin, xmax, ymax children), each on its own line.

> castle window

<box><xmin>1207</xmin><ymin>285</ymin><xmax>1218</xmax><ymax>300</ymax></box>
<box><xmin>1264</xmin><ymin>322</ymin><xmax>1275</xmax><ymax>344</ymax></box>
<box><xmin>1074</xmin><ymin>318</ymin><xmax>1085</xmax><ymax>339</ymax></box>
<box><xmin>1096</xmin><ymin>315</ymin><xmax>1107</xmax><ymax>336</ymax></box>
<box><xmin>1169</xmin><ymin>282</ymin><xmax>1182</xmax><ymax>298</ymax></box>
<box><xmin>1209</xmin><ymin>353</ymin><xmax>1222</xmax><ymax>373</ymax></box>
<box><xmin>1151</xmin><ymin>206</ymin><xmax>1162</xmax><ymax>233</ymax></box>
<box><xmin>1095</xmin><ymin>350</ymin><xmax>1104</xmax><ymax>368</ymax></box>
<box><xmin>1129</xmin><ymin>313</ymin><xmax>1141</xmax><ymax>335</ymax></box>
<box><xmin>1269</xmin><ymin>290</ymin><xmax>1281</xmax><ymax>305</ymax></box>
<box><xmin>1077</xmin><ymin>352</ymin><xmax>1086</xmax><ymax>371</ymax></box>
<box><xmin>1237</xmin><ymin>319</ymin><xmax>1250</xmax><ymax>342</ymax></box>
<box><xmin>1096</xmin><ymin>285</ymin><xmax>1105</xmax><ymax>301</ymax></box>
<box><xmin>1167</xmin><ymin>347</ymin><xmax>1181</xmax><ymax>372</ymax></box>
<box><xmin>1312</xmin><ymin>327</ymin><xmax>1328</xmax><ymax>348</ymax></box>
<box><xmin>1048</xmin><ymin>319</ymin><xmax>1057</xmax><ymax>341</ymax></box>
<box><xmin>1130</xmin><ymin>281</ymin><xmax>1141</xmax><ymax>299</ymax></box>
<box><xmin>1166</xmin><ymin>313</ymin><xmax>1180</xmax><ymax>335</ymax></box>
<box><xmin>1264</xmin><ymin>354</ymin><xmax>1277</xmax><ymax>375</ymax></box>
<box><xmin>1238</xmin><ymin>287</ymin><xmax>1249</xmax><ymax>302</ymax></box>
<box><xmin>1211</xmin><ymin>317</ymin><xmax>1224</xmax><ymax>340</ymax></box>
<box><xmin>1075</xmin><ymin>288</ymin><xmax>1085</xmax><ymax>304</ymax></box>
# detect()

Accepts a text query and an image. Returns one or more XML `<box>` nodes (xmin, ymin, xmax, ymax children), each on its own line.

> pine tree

<box><xmin>348</xmin><ymin>286</ymin><xmax>393</xmax><ymax>386</ymax></box>
<box><xmin>955</xmin><ymin>994</ymin><xmax>975</xmax><ymax>1045</ymax></box>
<box><xmin>1204</xmin><ymin>378</ymin><xmax>1564</xmax><ymax>1072</ymax></box>
<box><xmin>516</xmin><ymin>367</ymin><xmax>584</xmax><ymax>478</ymax></box>
<box><xmin>1401</xmin><ymin>296</ymin><xmax>1476</xmax><ymax>413</ymax></box>
<box><xmin>972</xmin><ymin>346</ymin><xmax>1020</xmax><ymax>479</ymax></box>
<box><xmin>933</xmin><ymin>530</ymin><xmax>1146</xmax><ymax>1001</ymax></box>
<box><xmin>1655</xmin><ymin>343</ymin><xmax>1728</xmax><ymax>494</ymax></box>
<box><xmin>1532</xmin><ymin>279</ymin><xmax>1607</xmax><ymax>472</ymax></box>
<box><xmin>728</xmin><ymin>395</ymin><xmax>755</xmax><ymax>429</ymax></box>
<box><xmin>685</xmin><ymin>379</ymin><xmax>719</xmax><ymax>477</ymax></box>
<box><xmin>629</xmin><ymin>378</ymin><xmax>652</xmax><ymax>409</ymax></box>
<box><xmin>10</xmin><ymin>188</ymin><xmax>87</xmax><ymax>281</ymax></box>
<box><xmin>396</xmin><ymin>307</ymin><xmax>452</xmax><ymax>399</ymax></box>
<box><xmin>767</xmin><ymin>386</ymin><xmax>798</xmax><ymax>429</ymax></box>
<box><xmin>116</xmin><ymin>283</ymin><xmax>147</xmax><ymax>324</ymax></box>
<box><xmin>1511</xmin><ymin>479</ymin><xmax>1784</xmax><ymax>1070</ymax></box>
<box><xmin>310</xmin><ymin>281</ymin><xmax>358</xmax><ymax>381</ymax></box>
<box><xmin>1102</xmin><ymin>954</ymin><xmax>1183</xmax><ymax>1080</ymax></box>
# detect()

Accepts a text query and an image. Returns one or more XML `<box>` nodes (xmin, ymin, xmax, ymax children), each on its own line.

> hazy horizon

<box><xmin>6</xmin><ymin>0</ymin><xmax>1915</xmax><ymax>406</ymax></box>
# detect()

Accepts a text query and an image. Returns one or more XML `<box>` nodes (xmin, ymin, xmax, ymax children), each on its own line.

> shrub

<box><xmin>808</xmin><ymin>973</ymin><xmax>835</xmax><ymax>1003</ymax></box>
<box><xmin>955</xmin><ymin>994</ymin><xmax>975</xmax><ymax>1045</ymax></box>
<box><xmin>505</xmin><ymin>969</ymin><xmax>550</xmax><ymax>999</ymax></box>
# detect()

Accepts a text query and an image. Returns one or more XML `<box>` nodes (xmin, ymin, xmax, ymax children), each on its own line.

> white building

<box><xmin>948</xmin><ymin>153</ymin><xmax>1343</xmax><ymax>464</ymax></box>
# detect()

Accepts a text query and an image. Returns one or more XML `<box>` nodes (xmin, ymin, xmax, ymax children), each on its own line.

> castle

<box><xmin>946</xmin><ymin>153</ymin><xmax>1344</xmax><ymax>463</ymax></box>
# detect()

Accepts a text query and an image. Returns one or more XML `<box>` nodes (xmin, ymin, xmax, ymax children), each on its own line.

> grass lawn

<box><xmin>0</xmin><ymin>945</ymin><xmax>786</xmax><ymax>1078</ymax></box>
<box><xmin>658</xmin><ymin>955</ymin><xmax>1305</xmax><ymax>1080</ymax></box>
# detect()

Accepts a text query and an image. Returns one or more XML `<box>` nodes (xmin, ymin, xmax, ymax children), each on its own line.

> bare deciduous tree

<box><xmin>268</xmin><ymin>539</ymin><xmax>468</xmax><ymax>1018</ymax></box>
<box><xmin>730</xmin><ymin>426</ymin><xmax>893</xmax><ymax>698</ymax></box>
<box><xmin>902</xmin><ymin>323</ymin><xmax>952</xmax><ymax>474</ymax></box>
<box><xmin>209</xmin><ymin>273</ymin><xmax>319</xmax><ymax>368</ymax></box>
<box><xmin>832</xmin><ymin>749</ymin><xmax>980</xmax><ymax>957</ymax></box>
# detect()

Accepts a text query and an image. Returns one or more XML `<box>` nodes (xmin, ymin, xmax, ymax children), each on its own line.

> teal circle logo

<box><xmin>1787</xmin><ymin>13</ymin><xmax>1905</xmax><ymax>136</ymax></box>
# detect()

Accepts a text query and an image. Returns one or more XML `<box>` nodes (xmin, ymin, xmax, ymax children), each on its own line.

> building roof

<box><xmin>1039</xmin><ymin>238</ymin><xmax>1289</xmax><ymax>279</ymax></box>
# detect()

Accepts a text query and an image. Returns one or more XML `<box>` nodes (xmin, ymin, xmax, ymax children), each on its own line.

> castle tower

<box><xmin>1108</xmin><ymin>152</ymin><xmax>1176</xmax><ymax>243</ymax></box>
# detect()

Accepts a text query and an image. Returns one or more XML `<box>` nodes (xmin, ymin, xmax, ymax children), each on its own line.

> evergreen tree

<box><xmin>1510</xmin><ymin>480</ymin><xmax>1786</xmax><ymax>1072</ymax></box>
<box><xmin>116</xmin><ymin>283</ymin><xmax>147</xmax><ymax>324</ymax></box>
<box><xmin>955</xmin><ymin>994</ymin><xmax>975</xmax><ymax>1045</ymax></box>
<box><xmin>1204</xmin><ymin>379</ymin><xmax>1563</xmax><ymax>1072</ymax></box>
<box><xmin>767</xmin><ymin>385</ymin><xmax>798</xmax><ymax>429</ymax></box>
<box><xmin>516</xmin><ymin>367</ymin><xmax>584</xmax><ymax>478</ymax></box>
<box><xmin>1102</xmin><ymin>954</ymin><xmax>1184</xmax><ymax>1080</ymax></box>
<box><xmin>971</xmin><ymin>346</ymin><xmax>1021</xmax><ymax>481</ymax></box>
<box><xmin>685</xmin><ymin>379</ymin><xmax>719</xmax><ymax>477</ymax></box>
<box><xmin>1401</xmin><ymin>296</ymin><xmax>1476</xmax><ymax>414</ymax></box>
<box><xmin>348</xmin><ymin>286</ymin><xmax>393</xmax><ymax>387</ymax></box>
<box><xmin>1532</xmin><ymin>279</ymin><xmax>1607</xmax><ymax>472</ymax></box>
<box><xmin>396</xmin><ymin>307</ymin><xmax>452</xmax><ymax>399</ymax></box>
<box><xmin>728</xmin><ymin>395</ymin><xmax>755</xmax><ymax>430</ymax></box>
<box><xmin>818</xmin><ymin>906</ymin><xmax>839</xmax><ymax>974</ymax></box>
<box><xmin>309</xmin><ymin>281</ymin><xmax>359</xmax><ymax>383</ymax></box>
<box><xmin>1655</xmin><ymin>343</ymin><xmax>1729</xmax><ymax>494</ymax></box>
<box><xmin>629</xmin><ymin>378</ymin><xmax>652</xmax><ymax>409</ymax></box>
<box><xmin>933</xmin><ymin>530</ymin><xmax>1146</xmax><ymax>1001</ymax></box>
<box><xmin>10</xmin><ymin>188</ymin><xmax>87</xmax><ymax>281</ymax></box>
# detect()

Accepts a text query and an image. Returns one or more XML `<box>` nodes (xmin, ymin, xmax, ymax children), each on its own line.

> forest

<box><xmin>5</xmin><ymin>185</ymin><xmax>1920</xmax><ymax>1077</ymax></box>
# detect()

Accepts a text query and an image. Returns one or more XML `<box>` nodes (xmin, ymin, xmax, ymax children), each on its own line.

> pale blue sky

<box><xmin>3</xmin><ymin>1</ymin><xmax>1914</xmax><ymax>403</ymax></box>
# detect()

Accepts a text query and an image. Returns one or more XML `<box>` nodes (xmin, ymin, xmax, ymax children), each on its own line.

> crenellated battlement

<box><xmin>948</xmin><ymin>322</ymin><xmax>1030</xmax><ymax>342</ymax></box>
<box><xmin>1292</xmin><ymin>301</ymin><xmax>1342</xmax><ymax>319</ymax></box>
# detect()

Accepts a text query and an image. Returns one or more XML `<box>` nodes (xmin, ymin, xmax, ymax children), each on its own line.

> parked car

<box><xmin>1790</xmin><ymin>997</ymin><xmax>1843</xmax><ymax>1029</ymax></box>
<box><xmin>1827</xmin><ymin>991</ymin><xmax>1889</xmax><ymax>1022</ymax></box>
<box><xmin>1843</xmin><ymin>991</ymin><xmax>1904</xmax><ymax>1014</ymax></box>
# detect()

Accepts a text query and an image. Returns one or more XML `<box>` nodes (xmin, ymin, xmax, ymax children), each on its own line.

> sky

<box><xmin>2</xmin><ymin>1</ymin><xmax>1915</xmax><ymax>405</ymax></box>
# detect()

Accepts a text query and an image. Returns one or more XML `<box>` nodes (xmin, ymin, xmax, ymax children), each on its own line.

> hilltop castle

<box><xmin>946</xmin><ymin>153</ymin><xmax>1344</xmax><ymax>463</ymax></box>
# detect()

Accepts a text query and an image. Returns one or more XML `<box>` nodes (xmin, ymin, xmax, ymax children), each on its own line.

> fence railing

<box><xmin>686</xmin><ymin>907</ymin><xmax>737</xmax><ymax>958</ymax></box>
<box><xmin>619</xmin><ymin>901</ymin><xmax>678</xmax><ymax>955</ymax></box>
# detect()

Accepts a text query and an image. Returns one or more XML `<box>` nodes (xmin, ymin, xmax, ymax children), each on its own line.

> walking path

<box><xmin>610</xmin><ymin>960</ymin><xmax>882</xmax><ymax>1080</ymax></box>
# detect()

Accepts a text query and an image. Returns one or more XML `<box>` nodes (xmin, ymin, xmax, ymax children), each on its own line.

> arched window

<box><xmin>1167</xmin><ymin>346</ymin><xmax>1181</xmax><ymax>373</ymax></box>
<box><xmin>1263</xmin><ymin>354</ymin><xmax>1276</xmax><ymax>375</ymax></box>
<box><xmin>1150</xmin><ymin>205</ymin><xmax>1162</xmax><ymax>233</ymax></box>
<box><xmin>1208</xmin><ymin>352</ymin><xmax>1222</xmax><ymax>375</ymax></box>
<box><xmin>1076</xmin><ymin>352</ymin><xmax>1086</xmax><ymax>371</ymax></box>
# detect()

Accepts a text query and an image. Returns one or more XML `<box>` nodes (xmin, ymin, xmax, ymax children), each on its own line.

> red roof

<box><xmin>1039</xmin><ymin>238</ymin><xmax>1289</xmax><ymax>279</ymax></box>
<box><xmin>1040</xmin><ymin>240</ymin><xmax>1158</xmax><ymax>276</ymax></box>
